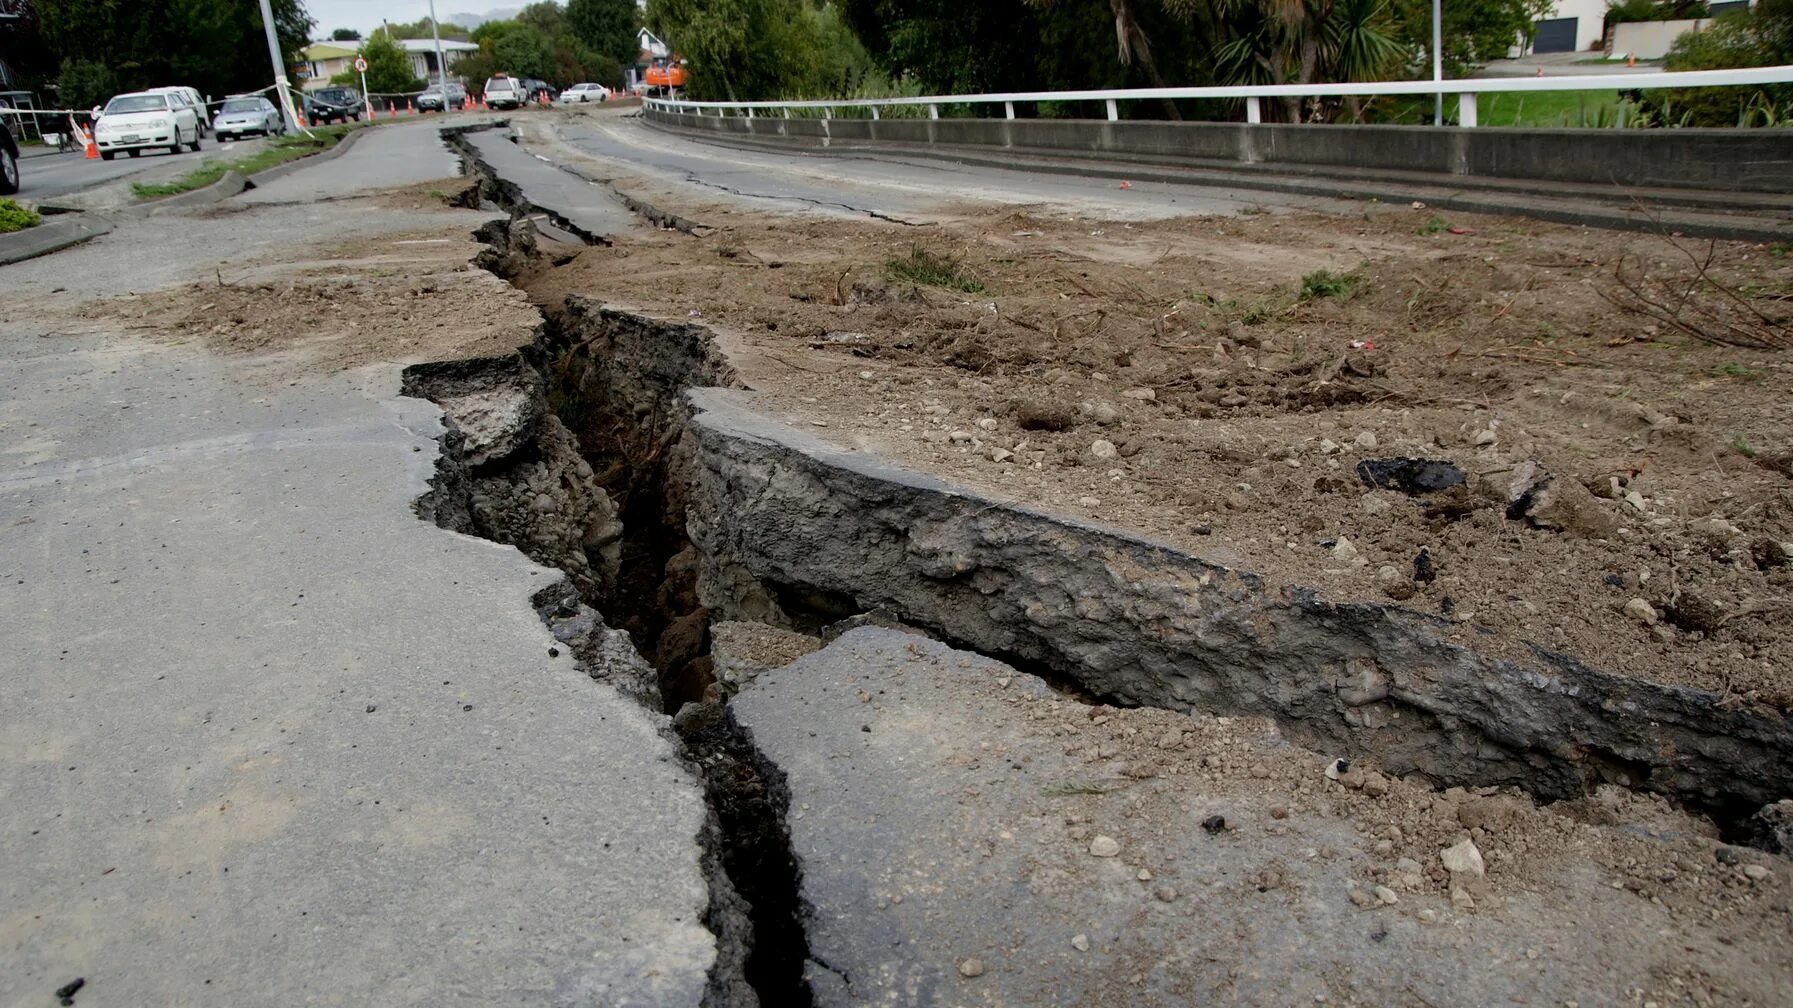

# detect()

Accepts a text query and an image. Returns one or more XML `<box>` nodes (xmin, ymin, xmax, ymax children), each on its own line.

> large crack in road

<box><xmin>396</xmin><ymin>121</ymin><xmax>1793</xmax><ymax>1006</ymax></box>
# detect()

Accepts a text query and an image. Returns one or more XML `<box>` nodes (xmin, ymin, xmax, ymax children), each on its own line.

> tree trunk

<box><xmin>1107</xmin><ymin>0</ymin><xmax>1182</xmax><ymax>120</ymax></box>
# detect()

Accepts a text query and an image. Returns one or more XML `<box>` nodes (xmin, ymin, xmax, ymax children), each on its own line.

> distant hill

<box><xmin>448</xmin><ymin>8</ymin><xmax>520</xmax><ymax>31</ymax></box>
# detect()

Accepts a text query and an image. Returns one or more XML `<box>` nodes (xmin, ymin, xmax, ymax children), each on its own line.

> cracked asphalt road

<box><xmin>548</xmin><ymin>111</ymin><xmax>1355</xmax><ymax>222</ymax></box>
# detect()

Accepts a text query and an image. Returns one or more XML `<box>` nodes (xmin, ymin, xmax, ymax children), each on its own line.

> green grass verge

<box><xmin>131</xmin><ymin>124</ymin><xmax>363</xmax><ymax>200</ymax></box>
<box><xmin>0</xmin><ymin>197</ymin><xmax>41</xmax><ymax>232</ymax></box>
<box><xmin>1375</xmin><ymin>90</ymin><xmax>1625</xmax><ymax>127</ymax></box>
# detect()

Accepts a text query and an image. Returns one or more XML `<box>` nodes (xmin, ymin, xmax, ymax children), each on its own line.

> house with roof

<box><xmin>298</xmin><ymin>38</ymin><xmax>481</xmax><ymax>91</ymax></box>
<box><xmin>625</xmin><ymin>27</ymin><xmax>672</xmax><ymax>92</ymax></box>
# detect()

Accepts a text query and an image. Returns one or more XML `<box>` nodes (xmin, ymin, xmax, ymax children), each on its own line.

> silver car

<box><xmin>213</xmin><ymin>96</ymin><xmax>283</xmax><ymax>141</ymax></box>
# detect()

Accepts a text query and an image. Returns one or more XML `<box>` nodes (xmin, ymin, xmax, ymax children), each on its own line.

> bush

<box><xmin>0</xmin><ymin>198</ymin><xmax>41</xmax><ymax>232</ymax></box>
<box><xmin>1640</xmin><ymin>6</ymin><xmax>1793</xmax><ymax>125</ymax></box>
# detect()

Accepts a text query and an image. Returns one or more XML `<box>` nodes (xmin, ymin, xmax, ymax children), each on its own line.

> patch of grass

<box><xmin>1769</xmin><ymin>242</ymin><xmax>1790</xmax><ymax>258</ymax></box>
<box><xmin>1421</xmin><ymin>216</ymin><xmax>1450</xmax><ymax>235</ymax></box>
<box><xmin>132</xmin><ymin>124</ymin><xmax>362</xmax><ymax>200</ymax></box>
<box><xmin>1375</xmin><ymin>90</ymin><xmax>1624</xmax><ymax>127</ymax></box>
<box><xmin>0</xmin><ymin>197</ymin><xmax>41</xmax><ymax>232</ymax></box>
<box><xmin>1718</xmin><ymin>363</ymin><xmax>1766</xmax><ymax>381</ymax></box>
<box><xmin>1299</xmin><ymin>269</ymin><xmax>1362</xmax><ymax>301</ymax></box>
<box><xmin>885</xmin><ymin>244</ymin><xmax>984</xmax><ymax>293</ymax></box>
<box><xmin>1732</xmin><ymin>435</ymin><xmax>1758</xmax><ymax>458</ymax></box>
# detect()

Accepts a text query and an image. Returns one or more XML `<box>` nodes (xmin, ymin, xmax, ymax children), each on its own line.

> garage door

<box><xmin>1533</xmin><ymin>17</ymin><xmax>1578</xmax><ymax>53</ymax></box>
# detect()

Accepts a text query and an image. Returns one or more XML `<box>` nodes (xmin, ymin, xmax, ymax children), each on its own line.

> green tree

<box><xmin>57</xmin><ymin>57</ymin><xmax>117</xmax><ymax>110</ymax></box>
<box><xmin>648</xmin><ymin>0</ymin><xmax>883</xmax><ymax>100</ymax></box>
<box><xmin>570</xmin><ymin>0</ymin><xmax>645</xmax><ymax>64</ymax></box>
<box><xmin>1644</xmin><ymin>4</ymin><xmax>1791</xmax><ymax>124</ymax></box>
<box><xmin>331</xmin><ymin>27</ymin><xmax>363</xmax><ymax>41</ymax></box>
<box><xmin>1387</xmin><ymin>0</ymin><xmax>1550</xmax><ymax>75</ymax></box>
<box><xmin>360</xmin><ymin>30</ymin><xmax>425</xmax><ymax>98</ymax></box>
<box><xmin>381</xmin><ymin>18</ymin><xmax>473</xmax><ymax>39</ymax></box>
<box><xmin>38</xmin><ymin>0</ymin><xmax>313</xmax><ymax>101</ymax></box>
<box><xmin>517</xmin><ymin>2</ymin><xmax>572</xmax><ymax>35</ymax></box>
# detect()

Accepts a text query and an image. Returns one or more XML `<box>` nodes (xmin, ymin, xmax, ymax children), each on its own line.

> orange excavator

<box><xmin>643</xmin><ymin>57</ymin><xmax>687</xmax><ymax>95</ymax></box>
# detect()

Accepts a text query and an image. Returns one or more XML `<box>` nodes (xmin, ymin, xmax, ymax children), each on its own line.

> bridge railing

<box><xmin>643</xmin><ymin>65</ymin><xmax>1793</xmax><ymax>128</ymax></box>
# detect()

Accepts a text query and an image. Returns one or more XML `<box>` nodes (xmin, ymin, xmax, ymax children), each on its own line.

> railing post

<box><xmin>929</xmin><ymin>104</ymin><xmax>939</xmax><ymax>120</ymax></box>
<box><xmin>1005</xmin><ymin>101</ymin><xmax>1015</xmax><ymax>120</ymax></box>
<box><xmin>1246</xmin><ymin>96</ymin><xmax>1261</xmax><ymax>124</ymax></box>
<box><xmin>1459</xmin><ymin>92</ymin><xmax>1478</xmax><ymax>128</ymax></box>
<box><xmin>824</xmin><ymin>106</ymin><xmax>834</xmax><ymax>119</ymax></box>
<box><xmin>871</xmin><ymin>106</ymin><xmax>880</xmax><ymax>120</ymax></box>
<box><xmin>783</xmin><ymin>107</ymin><xmax>791</xmax><ymax>119</ymax></box>
<box><xmin>1106</xmin><ymin>98</ymin><xmax>1119</xmax><ymax>121</ymax></box>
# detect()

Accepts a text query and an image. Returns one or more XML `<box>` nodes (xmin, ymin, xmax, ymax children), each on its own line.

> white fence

<box><xmin>645</xmin><ymin>64</ymin><xmax>1793</xmax><ymax>128</ymax></box>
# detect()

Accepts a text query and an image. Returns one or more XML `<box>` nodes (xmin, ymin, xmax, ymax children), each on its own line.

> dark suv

<box><xmin>302</xmin><ymin>93</ymin><xmax>355</xmax><ymax>125</ymax></box>
<box><xmin>521</xmin><ymin>79</ymin><xmax>558</xmax><ymax>104</ymax></box>
<box><xmin>311</xmin><ymin>86</ymin><xmax>365</xmax><ymax>120</ymax></box>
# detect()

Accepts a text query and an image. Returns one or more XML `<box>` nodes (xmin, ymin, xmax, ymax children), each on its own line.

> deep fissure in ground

<box><xmin>419</xmin><ymin>142</ymin><xmax>1793</xmax><ymax>993</ymax></box>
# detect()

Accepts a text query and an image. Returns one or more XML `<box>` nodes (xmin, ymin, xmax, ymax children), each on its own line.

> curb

<box><xmin>0</xmin><ymin>212</ymin><xmax>115</xmax><ymax>266</ymax></box>
<box><xmin>0</xmin><ymin>126</ymin><xmax>375</xmax><ymax>266</ymax></box>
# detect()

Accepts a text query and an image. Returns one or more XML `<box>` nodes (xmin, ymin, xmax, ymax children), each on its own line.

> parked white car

<box><xmin>147</xmin><ymin>86</ymin><xmax>210</xmax><ymax>136</ymax></box>
<box><xmin>556</xmin><ymin>83</ymin><xmax>612</xmax><ymax>104</ymax></box>
<box><xmin>212</xmin><ymin>96</ymin><xmax>284</xmax><ymax>141</ymax></box>
<box><xmin>94</xmin><ymin>91</ymin><xmax>201</xmax><ymax>160</ymax></box>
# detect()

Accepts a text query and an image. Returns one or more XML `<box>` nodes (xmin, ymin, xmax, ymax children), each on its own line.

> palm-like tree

<box><xmin>1030</xmin><ymin>0</ymin><xmax>1404</xmax><ymax>121</ymax></box>
<box><xmin>1213</xmin><ymin>0</ymin><xmax>1406</xmax><ymax>119</ymax></box>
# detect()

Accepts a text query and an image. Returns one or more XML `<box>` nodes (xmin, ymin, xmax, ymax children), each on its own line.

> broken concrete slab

<box><xmin>730</xmin><ymin>627</ymin><xmax>1793</xmax><ymax>1007</ymax></box>
<box><xmin>680</xmin><ymin>386</ymin><xmax>1793</xmax><ymax>820</ymax></box>
<box><xmin>455</xmin><ymin>126</ymin><xmax>640</xmax><ymax>244</ymax></box>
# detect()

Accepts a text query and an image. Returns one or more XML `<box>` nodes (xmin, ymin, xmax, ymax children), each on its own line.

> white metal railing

<box><xmin>644</xmin><ymin>64</ymin><xmax>1793</xmax><ymax>128</ymax></box>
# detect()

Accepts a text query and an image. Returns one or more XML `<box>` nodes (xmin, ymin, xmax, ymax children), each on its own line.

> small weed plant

<box><xmin>1300</xmin><ymin>269</ymin><xmax>1362</xmax><ymax>301</ymax></box>
<box><xmin>886</xmin><ymin>245</ymin><xmax>984</xmax><ymax>293</ymax></box>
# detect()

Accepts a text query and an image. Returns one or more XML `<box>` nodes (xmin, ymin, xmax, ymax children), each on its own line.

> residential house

<box><xmin>626</xmin><ymin>28</ymin><xmax>672</xmax><ymax>92</ymax></box>
<box><xmin>1527</xmin><ymin>0</ymin><xmax>1754</xmax><ymax>54</ymax></box>
<box><xmin>299</xmin><ymin>41</ymin><xmax>361</xmax><ymax>89</ymax></box>
<box><xmin>399</xmin><ymin>38</ymin><xmax>480</xmax><ymax>85</ymax></box>
<box><xmin>298</xmin><ymin>38</ymin><xmax>480</xmax><ymax>91</ymax></box>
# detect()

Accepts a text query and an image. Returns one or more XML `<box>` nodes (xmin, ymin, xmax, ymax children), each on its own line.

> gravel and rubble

<box><xmin>731</xmin><ymin>626</ymin><xmax>1793</xmax><ymax>1008</ymax></box>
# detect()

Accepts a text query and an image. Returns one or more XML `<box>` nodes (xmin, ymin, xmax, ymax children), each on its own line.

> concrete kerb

<box><xmin>0</xmin><ymin>127</ymin><xmax>376</xmax><ymax>265</ymax></box>
<box><xmin>641</xmin><ymin>116</ymin><xmax>1793</xmax><ymax>244</ymax></box>
<box><xmin>0</xmin><ymin>212</ymin><xmax>116</xmax><ymax>266</ymax></box>
<box><xmin>136</xmin><ymin>124</ymin><xmax>373</xmax><ymax>217</ymax></box>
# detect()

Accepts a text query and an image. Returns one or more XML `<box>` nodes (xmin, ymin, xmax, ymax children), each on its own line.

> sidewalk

<box><xmin>0</xmin><ymin>121</ymin><xmax>722</xmax><ymax>1006</ymax></box>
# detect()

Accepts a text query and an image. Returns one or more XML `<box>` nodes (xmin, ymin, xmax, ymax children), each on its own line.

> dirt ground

<box><xmin>524</xmin><ymin>196</ymin><xmax>1793</xmax><ymax>707</ymax></box>
<box><xmin>81</xmin><ymin>183</ymin><xmax>535</xmax><ymax>380</ymax></box>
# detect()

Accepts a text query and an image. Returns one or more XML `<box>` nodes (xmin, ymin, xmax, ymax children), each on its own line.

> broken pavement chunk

<box><xmin>1354</xmin><ymin>457</ymin><xmax>1465</xmax><ymax>495</ymax></box>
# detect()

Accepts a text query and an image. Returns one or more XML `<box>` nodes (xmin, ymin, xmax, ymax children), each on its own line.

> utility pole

<box><xmin>259</xmin><ymin>0</ymin><xmax>300</xmax><ymax>132</ymax></box>
<box><xmin>1432</xmin><ymin>0</ymin><xmax>1444</xmax><ymax>126</ymax></box>
<box><xmin>429</xmin><ymin>0</ymin><xmax>449</xmax><ymax>93</ymax></box>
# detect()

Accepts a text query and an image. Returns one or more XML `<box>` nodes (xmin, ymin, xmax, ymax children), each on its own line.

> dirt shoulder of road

<box><xmin>521</xmin><ymin>190</ymin><xmax>1793</xmax><ymax>707</ymax></box>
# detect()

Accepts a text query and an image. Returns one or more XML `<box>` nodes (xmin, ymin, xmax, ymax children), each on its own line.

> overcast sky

<box><xmin>301</xmin><ymin>3</ymin><xmax>506</xmax><ymax>39</ymax></box>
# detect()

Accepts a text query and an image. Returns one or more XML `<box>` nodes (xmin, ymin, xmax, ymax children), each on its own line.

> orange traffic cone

<box><xmin>74</xmin><ymin>120</ymin><xmax>98</xmax><ymax>159</ymax></box>
<box><xmin>406</xmin><ymin>99</ymin><xmax>415</xmax><ymax>116</ymax></box>
<box><xmin>388</xmin><ymin>102</ymin><xmax>396</xmax><ymax>118</ymax></box>
<box><xmin>1627</xmin><ymin>54</ymin><xmax>1636</xmax><ymax>67</ymax></box>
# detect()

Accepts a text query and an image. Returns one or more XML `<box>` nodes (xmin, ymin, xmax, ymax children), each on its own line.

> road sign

<box><xmin>354</xmin><ymin>56</ymin><xmax>368</xmax><ymax>74</ymax></box>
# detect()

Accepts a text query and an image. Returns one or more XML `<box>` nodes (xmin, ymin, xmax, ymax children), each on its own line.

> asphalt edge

<box><xmin>0</xmin><ymin>125</ymin><xmax>376</xmax><ymax>266</ymax></box>
<box><xmin>0</xmin><ymin>212</ymin><xmax>115</xmax><ymax>267</ymax></box>
<box><xmin>639</xmin><ymin>118</ymin><xmax>1793</xmax><ymax>244</ymax></box>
